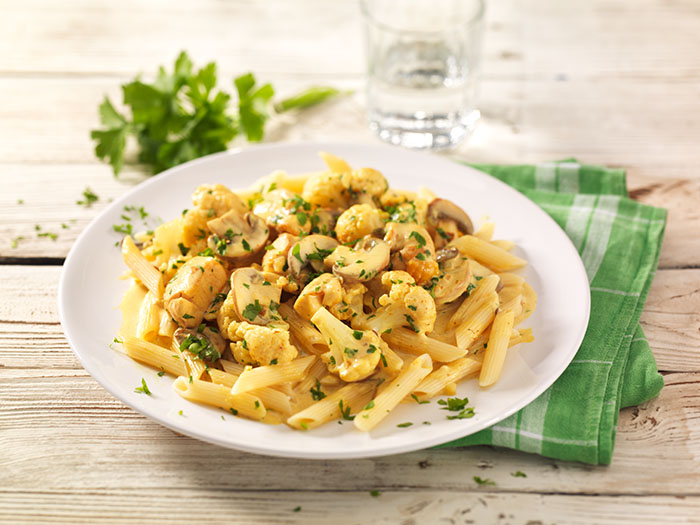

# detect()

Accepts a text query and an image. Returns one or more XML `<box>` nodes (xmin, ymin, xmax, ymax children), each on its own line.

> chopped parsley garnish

<box><xmin>436</xmin><ymin>227</ymin><xmax>451</xmax><ymax>241</ymax></box>
<box><xmin>511</xmin><ymin>471</ymin><xmax>527</xmax><ymax>478</ymax></box>
<box><xmin>77</xmin><ymin>187</ymin><xmax>99</xmax><ymax>207</ymax></box>
<box><xmin>352</xmin><ymin>330</ymin><xmax>363</xmax><ymax>340</ymax></box>
<box><xmin>473</xmin><ymin>476</ymin><xmax>496</xmax><ymax>486</ymax></box>
<box><xmin>241</xmin><ymin>238</ymin><xmax>251</xmax><ymax>252</ymax></box>
<box><xmin>157</xmin><ymin>371</ymin><xmax>165</xmax><ymax>377</ymax></box>
<box><xmin>369</xmin><ymin>490</ymin><xmax>380</xmax><ymax>497</ymax></box>
<box><xmin>134</xmin><ymin>378</ymin><xmax>151</xmax><ymax>395</ymax></box>
<box><xmin>379</xmin><ymin>353</ymin><xmax>388</xmax><ymax>367</ymax></box>
<box><xmin>178</xmin><ymin>242</ymin><xmax>189</xmax><ymax>256</ymax></box>
<box><xmin>438</xmin><ymin>396</ymin><xmax>475</xmax><ymax>420</ymax></box>
<box><xmin>364</xmin><ymin>400</ymin><xmax>375</xmax><ymax>410</ymax></box>
<box><xmin>411</xmin><ymin>394</ymin><xmax>429</xmax><ymax>405</ymax></box>
<box><xmin>404</xmin><ymin>314</ymin><xmax>420</xmax><ymax>333</ymax></box>
<box><xmin>409</xmin><ymin>230</ymin><xmax>427</xmax><ymax>247</ymax></box>
<box><xmin>397</xmin><ymin>422</ymin><xmax>413</xmax><ymax>428</ymax></box>
<box><xmin>182</xmin><ymin>313</ymin><xmax>194</xmax><ymax>319</ymax></box>
<box><xmin>344</xmin><ymin>347</ymin><xmax>358</xmax><ymax>358</ymax></box>
<box><xmin>241</xmin><ymin>300</ymin><xmax>263</xmax><ymax>322</ymax></box>
<box><xmin>179</xmin><ymin>333</ymin><xmax>221</xmax><ymax>361</ymax></box>
<box><xmin>338</xmin><ymin>399</ymin><xmax>355</xmax><ymax>421</ymax></box>
<box><xmin>293</xmin><ymin>506</ymin><xmax>301</xmax><ymax>512</ymax></box>
<box><xmin>310</xmin><ymin>379</ymin><xmax>326</xmax><ymax>401</ymax></box>
<box><xmin>291</xmin><ymin>243</ymin><xmax>304</xmax><ymax>263</ymax></box>
<box><xmin>112</xmin><ymin>223</ymin><xmax>133</xmax><ymax>235</ymax></box>
<box><xmin>269</xmin><ymin>358</ymin><xmax>278</xmax><ymax>365</ymax></box>
<box><xmin>229</xmin><ymin>408</ymin><xmax>238</xmax><ymax>416</ymax></box>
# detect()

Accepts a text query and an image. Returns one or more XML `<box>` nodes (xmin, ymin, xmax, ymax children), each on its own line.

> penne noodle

<box><xmin>295</xmin><ymin>356</ymin><xmax>329</xmax><ymax>393</ymax></box>
<box><xmin>209</xmin><ymin>369</ymin><xmax>292</xmax><ymax>414</ymax></box>
<box><xmin>158</xmin><ymin>309</ymin><xmax>177</xmax><ymax>338</ymax></box>
<box><xmin>384</xmin><ymin>328</ymin><xmax>466</xmax><ymax>363</ymax></box>
<box><xmin>455</xmin><ymin>291</ymin><xmax>499</xmax><ymax>349</ymax></box>
<box><xmin>411</xmin><ymin>356</ymin><xmax>482</xmax><ymax>400</ymax></box>
<box><xmin>474</xmin><ymin>221</ymin><xmax>495</xmax><ymax>241</ymax></box>
<box><xmin>170</xmin><ymin>338</ymin><xmax>209</xmax><ymax>381</ymax></box>
<box><xmin>451</xmin><ymin>235</ymin><xmax>527</xmax><ymax>273</ymax></box>
<box><xmin>230</xmin><ymin>355</ymin><xmax>315</xmax><ymax>395</ymax></box>
<box><xmin>319</xmin><ymin>151</ymin><xmax>352</xmax><ymax>173</ymax></box>
<box><xmin>121</xmin><ymin>336</ymin><xmax>187</xmax><ymax>377</ymax></box>
<box><xmin>491</xmin><ymin>239</ymin><xmax>515</xmax><ymax>251</ymax></box>
<box><xmin>354</xmin><ymin>354</ymin><xmax>433</xmax><ymax>432</ymax></box>
<box><xmin>279</xmin><ymin>303</ymin><xmax>329</xmax><ymax>356</ymax></box>
<box><xmin>121</xmin><ymin>235</ymin><xmax>164</xmax><ymax>298</ymax></box>
<box><xmin>173</xmin><ymin>376</ymin><xmax>265</xmax><ymax>420</ymax></box>
<box><xmin>448</xmin><ymin>274</ymin><xmax>501</xmax><ymax>329</ymax></box>
<box><xmin>500</xmin><ymin>293</ymin><xmax>523</xmax><ymax>319</ymax></box>
<box><xmin>136</xmin><ymin>291</ymin><xmax>162</xmax><ymax>341</ymax></box>
<box><xmin>468</xmin><ymin>259</ymin><xmax>494</xmax><ymax>279</ymax></box>
<box><xmin>220</xmin><ymin>359</ymin><xmax>245</xmax><ymax>376</ymax></box>
<box><xmin>479</xmin><ymin>310</ymin><xmax>515</xmax><ymax>387</ymax></box>
<box><xmin>515</xmin><ymin>282</ymin><xmax>537</xmax><ymax>325</ymax></box>
<box><xmin>287</xmin><ymin>382</ymin><xmax>376</xmax><ymax>430</ymax></box>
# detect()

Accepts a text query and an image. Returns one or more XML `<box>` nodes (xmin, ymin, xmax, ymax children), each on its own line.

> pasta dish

<box><xmin>115</xmin><ymin>152</ymin><xmax>536</xmax><ymax>431</ymax></box>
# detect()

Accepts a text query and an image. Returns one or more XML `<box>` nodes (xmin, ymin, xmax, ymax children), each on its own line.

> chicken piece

<box><xmin>165</xmin><ymin>256</ymin><xmax>228</xmax><ymax>328</ymax></box>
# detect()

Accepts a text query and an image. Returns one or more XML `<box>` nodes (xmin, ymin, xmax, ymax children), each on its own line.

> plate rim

<box><xmin>59</xmin><ymin>141</ymin><xmax>591</xmax><ymax>459</ymax></box>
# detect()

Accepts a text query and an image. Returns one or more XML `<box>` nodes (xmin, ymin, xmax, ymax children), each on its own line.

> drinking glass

<box><xmin>361</xmin><ymin>0</ymin><xmax>485</xmax><ymax>149</ymax></box>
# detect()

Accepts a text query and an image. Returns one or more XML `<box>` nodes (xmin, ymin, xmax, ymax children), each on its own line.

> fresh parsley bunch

<box><xmin>91</xmin><ymin>51</ymin><xmax>341</xmax><ymax>176</ymax></box>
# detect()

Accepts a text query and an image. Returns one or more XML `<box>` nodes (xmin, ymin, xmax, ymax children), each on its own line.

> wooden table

<box><xmin>2</xmin><ymin>1</ymin><xmax>699</xmax><ymax>523</ymax></box>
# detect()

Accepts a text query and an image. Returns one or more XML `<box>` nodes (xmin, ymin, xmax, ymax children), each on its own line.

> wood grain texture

<box><xmin>1</xmin><ymin>491</ymin><xmax>700</xmax><ymax>525</ymax></box>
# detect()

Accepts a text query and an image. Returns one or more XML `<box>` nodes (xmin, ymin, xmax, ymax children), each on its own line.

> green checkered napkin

<box><xmin>438</xmin><ymin>160</ymin><xmax>666</xmax><ymax>465</ymax></box>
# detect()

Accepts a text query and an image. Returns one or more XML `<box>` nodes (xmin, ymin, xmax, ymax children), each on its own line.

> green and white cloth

<box><xmin>438</xmin><ymin>160</ymin><xmax>666</xmax><ymax>465</ymax></box>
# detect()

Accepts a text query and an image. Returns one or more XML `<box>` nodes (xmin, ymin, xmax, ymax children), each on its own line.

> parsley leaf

<box><xmin>134</xmin><ymin>378</ymin><xmax>152</xmax><ymax>395</ymax></box>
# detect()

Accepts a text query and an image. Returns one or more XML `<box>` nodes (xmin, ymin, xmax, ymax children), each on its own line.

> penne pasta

<box><xmin>451</xmin><ymin>235</ymin><xmax>527</xmax><ymax>273</ymax></box>
<box><xmin>121</xmin><ymin>235</ymin><xmax>164</xmax><ymax>298</ymax></box>
<box><xmin>230</xmin><ymin>355</ymin><xmax>315</xmax><ymax>395</ymax></box>
<box><xmin>491</xmin><ymin>239</ymin><xmax>515</xmax><ymax>251</ymax></box>
<box><xmin>354</xmin><ymin>354</ymin><xmax>433</xmax><ymax>432</ymax></box>
<box><xmin>412</xmin><ymin>356</ymin><xmax>482</xmax><ymax>399</ymax></box>
<box><xmin>479</xmin><ymin>309</ymin><xmax>515</xmax><ymax>387</ymax></box>
<box><xmin>455</xmin><ymin>291</ymin><xmax>499</xmax><ymax>349</ymax></box>
<box><xmin>384</xmin><ymin>328</ymin><xmax>466</xmax><ymax>363</ymax></box>
<box><xmin>287</xmin><ymin>382</ymin><xmax>375</xmax><ymax>430</ymax></box>
<box><xmin>279</xmin><ymin>303</ymin><xmax>329</xmax><ymax>356</ymax></box>
<box><xmin>448</xmin><ymin>274</ymin><xmax>501</xmax><ymax>329</ymax></box>
<box><xmin>474</xmin><ymin>221</ymin><xmax>495</xmax><ymax>241</ymax></box>
<box><xmin>121</xmin><ymin>336</ymin><xmax>187</xmax><ymax>377</ymax></box>
<box><xmin>173</xmin><ymin>376</ymin><xmax>265</xmax><ymax>420</ymax></box>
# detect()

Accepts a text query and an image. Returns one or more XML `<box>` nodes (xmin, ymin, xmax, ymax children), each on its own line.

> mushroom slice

<box><xmin>288</xmin><ymin>234</ymin><xmax>339</xmax><ymax>279</ymax></box>
<box><xmin>383</xmin><ymin>222</ymin><xmax>436</xmax><ymax>254</ymax></box>
<box><xmin>432</xmin><ymin>255</ymin><xmax>472</xmax><ymax>305</ymax></box>
<box><xmin>435</xmin><ymin>247</ymin><xmax>459</xmax><ymax>263</ymax></box>
<box><xmin>206</xmin><ymin>209</ymin><xmax>269</xmax><ymax>260</ymax></box>
<box><xmin>327</xmin><ymin>237</ymin><xmax>390</xmax><ymax>283</ymax></box>
<box><xmin>173</xmin><ymin>326</ymin><xmax>226</xmax><ymax>361</ymax></box>
<box><xmin>230</xmin><ymin>267</ymin><xmax>283</xmax><ymax>325</ymax></box>
<box><xmin>427</xmin><ymin>199</ymin><xmax>474</xmax><ymax>235</ymax></box>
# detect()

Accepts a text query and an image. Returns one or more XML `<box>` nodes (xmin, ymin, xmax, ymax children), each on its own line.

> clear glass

<box><xmin>361</xmin><ymin>0</ymin><xmax>485</xmax><ymax>149</ymax></box>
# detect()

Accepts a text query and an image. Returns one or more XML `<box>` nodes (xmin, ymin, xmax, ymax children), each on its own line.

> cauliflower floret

<box><xmin>334</xmin><ymin>204</ymin><xmax>386</xmax><ymax>244</ymax></box>
<box><xmin>228</xmin><ymin>321</ymin><xmax>298</xmax><ymax>366</ymax></box>
<box><xmin>253</xmin><ymin>189</ymin><xmax>313</xmax><ymax>236</ymax></box>
<box><xmin>302</xmin><ymin>171</ymin><xmax>350</xmax><ymax>209</ymax></box>
<box><xmin>311</xmin><ymin>307</ymin><xmax>384</xmax><ymax>382</ymax></box>
<box><xmin>294</xmin><ymin>273</ymin><xmax>366</xmax><ymax>322</ymax></box>
<box><xmin>364</xmin><ymin>271</ymin><xmax>436</xmax><ymax>335</ymax></box>
<box><xmin>347</xmin><ymin>167</ymin><xmax>389</xmax><ymax>206</ymax></box>
<box><xmin>182</xmin><ymin>184</ymin><xmax>249</xmax><ymax>248</ymax></box>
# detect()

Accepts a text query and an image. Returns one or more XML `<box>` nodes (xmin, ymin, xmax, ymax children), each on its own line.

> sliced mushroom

<box><xmin>432</xmin><ymin>255</ymin><xmax>472</xmax><ymax>305</ymax></box>
<box><xmin>383</xmin><ymin>222</ymin><xmax>436</xmax><ymax>254</ymax></box>
<box><xmin>435</xmin><ymin>247</ymin><xmax>459</xmax><ymax>263</ymax></box>
<box><xmin>206</xmin><ymin>209</ymin><xmax>269</xmax><ymax>260</ymax></box>
<box><xmin>312</xmin><ymin>208</ymin><xmax>342</xmax><ymax>236</ymax></box>
<box><xmin>327</xmin><ymin>237</ymin><xmax>390</xmax><ymax>283</ymax></box>
<box><xmin>229</xmin><ymin>267</ymin><xmax>283</xmax><ymax>326</ymax></box>
<box><xmin>287</xmin><ymin>234</ymin><xmax>339</xmax><ymax>279</ymax></box>
<box><xmin>174</xmin><ymin>326</ymin><xmax>226</xmax><ymax>361</ymax></box>
<box><xmin>427</xmin><ymin>199</ymin><xmax>474</xmax><ymax>235</ymax></box>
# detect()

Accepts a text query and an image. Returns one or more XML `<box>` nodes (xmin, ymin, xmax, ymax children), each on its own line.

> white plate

<box><xmin>59</xmin><ymin>142</ymin><xmax>590</xmax><ymax>459</ymax></box>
